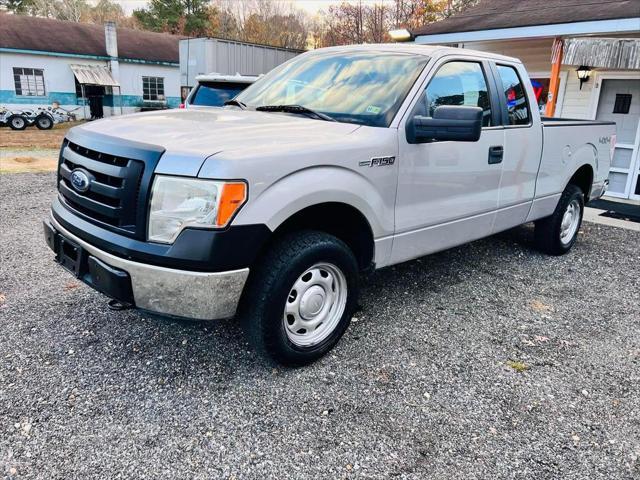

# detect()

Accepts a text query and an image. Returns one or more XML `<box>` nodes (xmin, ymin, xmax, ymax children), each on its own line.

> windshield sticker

<box><xmin>366</xmin><ymin>105</ymin><xmax>382</xmax><ymax>114</ymax></box>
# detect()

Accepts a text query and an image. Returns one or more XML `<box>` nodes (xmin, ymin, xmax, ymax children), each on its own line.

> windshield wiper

<box><xmin>223</xmin><ymin>99</ymin><xmax>247</xmax><ymax>109</ymax></box>
<box><xmin>255</xmin><ymin>104</ymin><xmax>336</xmax><ymax>122</ymax></box>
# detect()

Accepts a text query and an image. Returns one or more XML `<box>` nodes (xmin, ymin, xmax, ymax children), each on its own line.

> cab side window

<box><xmin>424</xmin><ymin>61</ymin><xmax>492</xmax><ymax>127</ymax></box>
<box><xmin>496</xmin><ymin>65</ymin><xmax>530</xmax><ymax>126</ymax></box>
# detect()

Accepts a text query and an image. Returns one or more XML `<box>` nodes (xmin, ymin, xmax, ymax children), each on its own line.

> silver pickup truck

<box><xmin>44</xmin><ymin>44</ymin><xmax>615</xmax><ymax>365</ymax></box>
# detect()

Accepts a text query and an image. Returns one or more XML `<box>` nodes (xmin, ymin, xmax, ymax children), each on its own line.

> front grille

<box><xmin>58</xmin><ymin>140</ymin><xmax>145</xmax><ymax>235</ymax></box>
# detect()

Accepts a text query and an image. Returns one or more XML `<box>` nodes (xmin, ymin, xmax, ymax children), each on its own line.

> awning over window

<box><xmin>562</xmin><ymin>38</ymin><xmax>640</xmax><ymax>70</ymax></box>
<box><xmin>70</xmin><ymin>64</ymin><xmax>119</xmax><ymax>86</ymax></box>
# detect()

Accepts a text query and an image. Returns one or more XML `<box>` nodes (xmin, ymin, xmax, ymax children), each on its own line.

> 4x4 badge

<box><xmin>359</xmin><ymin>156</ymin><xmax>395</xmax><ymax>167</ymax></box>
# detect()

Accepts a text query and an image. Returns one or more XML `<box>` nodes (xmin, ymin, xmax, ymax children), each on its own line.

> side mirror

<box><xmin>407</xmin><ymin>105</ymin><xmax>483</xmax><ymax>143</ymax></box>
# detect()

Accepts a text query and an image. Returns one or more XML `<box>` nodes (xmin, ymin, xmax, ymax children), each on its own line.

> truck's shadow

<box><xmin>101</xmin><ymin>225</ymin><xmax>539</xmax><ymax>375</ymax></box>
<box><xmin>89</xmin><ymin>223</ymin><xmax>540</xmax><ymax>378</ymax></box>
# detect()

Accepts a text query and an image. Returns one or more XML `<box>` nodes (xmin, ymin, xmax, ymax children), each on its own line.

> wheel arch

<box><xmin>233</xmin><ymin>165</ymin><xmax>394</xmax><ymax>270</ymax></box>
<box><xmin>567</xmin><ymin>163</ymin><xmax>594</xmax><ymax>202</ymax></box>
<box><xmin>267</xmin><ymin>202</ymin><xmax>376</xmax><ymax>271</ymax></box>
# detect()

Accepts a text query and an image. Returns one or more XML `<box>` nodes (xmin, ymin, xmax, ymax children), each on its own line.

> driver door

<box><xmin>391</xmin><ymin>58</ymin><xmax>504</xmax><ymax>264</ymax></box>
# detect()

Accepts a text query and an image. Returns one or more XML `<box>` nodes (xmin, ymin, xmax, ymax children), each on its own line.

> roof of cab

<box><xmin>306</xmin><ymin>43</ymin><xmax>522</xmax><ymax>64</ymax></box>
<box><xmin>195</xmin><ymin>73</ymin><xmax>260</xmax><ymax>83</ymax></box>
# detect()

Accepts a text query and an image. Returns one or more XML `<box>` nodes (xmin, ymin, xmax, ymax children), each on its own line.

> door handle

<box><xmin>488</xmin><ymin>145</ymin><xmax>504</xmax><ymax>164</ymax></box>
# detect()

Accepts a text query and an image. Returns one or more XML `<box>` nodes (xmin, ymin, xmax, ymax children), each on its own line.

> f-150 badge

<box><xmin>360</xmin><ymin>156</ymin><xmax>396</xmax><ymax>167</ymax></box>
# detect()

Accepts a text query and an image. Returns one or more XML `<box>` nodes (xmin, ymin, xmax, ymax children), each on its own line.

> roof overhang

<box><xmin>70</xmin><ymin>64</ymin><xmax>119</xmax><ymax>87</ymax></box>
<box><xmin>414</xmin><ymin>17</ymin><xmax>640</xmax><ymax>44</ymax></box>
<box><xmin>563</xmin><ymin>37</ymin><xmax>640</xmax><ymax>69</ymax></box>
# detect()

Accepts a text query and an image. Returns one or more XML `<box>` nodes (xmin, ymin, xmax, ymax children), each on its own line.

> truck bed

<box><xmin>535</xmin><ymin>117</ymin><xmax>616</xmax><ymax>203</ymax></box>
<box><xmin>541</xmin><ymin>117</ymin><xmax>616</xmax><ymax>127</ymax></box>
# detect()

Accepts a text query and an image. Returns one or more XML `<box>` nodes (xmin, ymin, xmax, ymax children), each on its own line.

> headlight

<box><xmin>148</xmin><ymin>176</ymin><xmax>247</xmax><ymax>243</ymax></box>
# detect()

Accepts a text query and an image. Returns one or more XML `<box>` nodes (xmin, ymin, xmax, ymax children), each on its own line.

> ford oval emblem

<box><xmin>70</xmin><ymin>168</ymin><xmax>91</xmax><ymax>193</ymax></box>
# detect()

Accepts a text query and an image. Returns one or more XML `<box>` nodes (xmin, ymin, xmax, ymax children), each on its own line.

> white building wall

<box><xmin>118</xmin><ymin>62</ymin><xmax>181</xmax><ymax>109</ymax></box>
<box><xmin>461</xmin><ymin>38</ymin><xmax>555</xmax><ymax>73</ymax></box>
<box><xmin>0</xmin><ymin>51</ymin><xmax>180</xmax><ymax>119</ymax></box>
<box><xmin>556</xmin><ymin>67</ymin><xmax>595</xmax><ymax>119</ymax></box>
<box><xmin>0</xmin><ymin>52</ymin><xmax>107</xmax><ymax>118</ymax></box>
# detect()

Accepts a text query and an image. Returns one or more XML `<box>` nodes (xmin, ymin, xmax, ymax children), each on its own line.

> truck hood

<box><xmin>74</xmin><ymin>108</ymin><xmax>361</xmax><ymax>174</ymax></box>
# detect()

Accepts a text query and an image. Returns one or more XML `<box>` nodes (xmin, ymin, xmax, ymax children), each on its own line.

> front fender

<box><xmin>232</xmin><ymin>165</ymin><xmax>394</xmax><ymax>239</ymax></box>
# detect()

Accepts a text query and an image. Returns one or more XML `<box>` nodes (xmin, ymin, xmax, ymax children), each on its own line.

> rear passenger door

<box><xmin>392</xmin><ymin>57</ymin><xmax>505</xmax><ymax>265</ymax></box>
<box><xmin>491</xmin><ymin>63</ymin><xmax>543</xmax><ymax>232</ymax></box>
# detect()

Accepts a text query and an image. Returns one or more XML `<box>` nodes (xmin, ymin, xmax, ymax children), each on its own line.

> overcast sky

<box><xmin>113</xmin><ymin>0</ymin><xmax>393</xmax><ymax>15</ymax></box>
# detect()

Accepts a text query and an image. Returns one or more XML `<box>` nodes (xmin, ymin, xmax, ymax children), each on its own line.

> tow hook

<box><xmin>107</xmin><ymin>299</ymin><xmax>133</xmax><ymax>311</ymax></box>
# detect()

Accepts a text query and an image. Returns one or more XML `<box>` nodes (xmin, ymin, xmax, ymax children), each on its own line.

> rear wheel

<box><xmin>535</xmin><ymin>184</ymin><xmax>584</xmax><ymax>255</ymax></box>
<box><xmin>240</xmin><ymin>231</ymin><xmax>359</xmax><ymax>366</ymax></box>
<box><xmin>8</xmin><ymin>115</ymin><xmax>27</xmax><ymax>130</ymax></box>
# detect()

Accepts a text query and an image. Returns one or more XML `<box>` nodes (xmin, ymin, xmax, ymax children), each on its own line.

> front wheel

<box><xmin>240</xmin><ymin>231</ymin><xmax>359</xmax><ymax>366</ymax></box>
<box><xmin>534</xmin><ymin>184</ymin><xmax>585</xmax><ymax>255</ymax></box>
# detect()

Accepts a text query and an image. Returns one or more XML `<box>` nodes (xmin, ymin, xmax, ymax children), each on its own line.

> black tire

<box><xmin>534</xmin><ymin>184</ymin><xmax>585</xmax><ymax>255</ymax></box>
<box><xmin>8</xmin><ymin>115</ymin><xmax>27</xmax><ymax>130</ymax></box>
<box><xmin>35</xmin><ymin>114</ymin><xmax>53</xmax><ymax>130</ymax></box>
<box><xmin>240</xmin><ymin>230</ymin><xmax>359</xmax><ymax>367</ymax></box>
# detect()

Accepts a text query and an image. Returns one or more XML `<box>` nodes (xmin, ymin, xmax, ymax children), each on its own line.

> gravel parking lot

<box><xmin>1</xmin><ymin>172</ymin><xmax>639</xmax><ymax>479</ymax></box>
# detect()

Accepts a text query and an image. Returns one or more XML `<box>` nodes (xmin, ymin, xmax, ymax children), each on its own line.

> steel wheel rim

<box><xmin>283</xmin><ymin>262</ymin><xmax>348</xmax><ymax>347</ymax></box>
<box><xmin>38</xmin><ymin>117</ymin><xmax>50</xmax><ymax>128</ymax></box>
<box><xmin>560</xmin><ymin>198</ymin><xmax>581</xmax><ymax>244</ymax></box>
<box><xmin>12</xmin><ymin>118</ymin><xmax>25</xmax><ymax>128</ymax></box>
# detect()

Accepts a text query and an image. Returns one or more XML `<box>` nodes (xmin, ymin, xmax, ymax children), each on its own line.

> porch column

<box><xmin>545</xmin><ymin>37</ymin><xmax>564</xmax><ymax>117</ymax></box>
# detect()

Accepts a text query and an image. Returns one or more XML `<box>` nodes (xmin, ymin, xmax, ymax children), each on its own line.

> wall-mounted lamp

<box><xmin>576</xmin><ymin>66</ymin><xmax>591</xmax><ymax>90</ymax></box>
<box><xmin>389</xmin><ymin>29</ymin><xmax>414</xmax><ymax>42</ymax></box>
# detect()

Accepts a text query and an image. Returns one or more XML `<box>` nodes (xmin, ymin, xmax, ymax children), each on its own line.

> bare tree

<box><xmin>54</xmin><ymin>0</ymin><xmax>89</xmax><ymax>22</ymax></box>
<box><xmin>213</xmin><ymin>0</ymin><xmax>307</xmax><ymax>49</ymax></box>
<box><xmin>365</xmin><ymin>3</ymin><xmax>389</xmax><ymax>43</ymax></box>
<box><xmin>441</xmin><ymin>0</ymin><xmax>480</xmax><ymax>18</ymax></box>
<box><xmin>85</xmin><ymin>0</ymin><xmax>125</xmax><ymax>24</ymax></box>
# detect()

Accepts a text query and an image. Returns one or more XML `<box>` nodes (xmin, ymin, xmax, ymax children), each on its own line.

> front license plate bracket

<box><xmin>57</xmin><ymin>237</ymin><xmax>85</xmax><ymax>276</ymax></box>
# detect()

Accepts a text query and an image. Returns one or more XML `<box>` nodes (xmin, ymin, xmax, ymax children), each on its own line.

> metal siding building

<box><xmin>179</xmin><ymin>38</ymin><xmax>302</xmax><ymax>88</ymax></box>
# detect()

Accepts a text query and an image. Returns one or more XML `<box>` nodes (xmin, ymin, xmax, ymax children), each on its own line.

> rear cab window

<box><xmin>496</xmin><ymin>65</ymin><xmax>531</xmax><ymax>126</ymax></box>
<box><xmin>190</xmin><ymin>82</ymin><xmax>249</xmax><ymax>107</ymax></box>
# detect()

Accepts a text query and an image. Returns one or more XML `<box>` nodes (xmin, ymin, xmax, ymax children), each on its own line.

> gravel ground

<box><xmin>1</xmin><ymin>173</ymin><xmax>639</xmax><ymax>480</ymax></box>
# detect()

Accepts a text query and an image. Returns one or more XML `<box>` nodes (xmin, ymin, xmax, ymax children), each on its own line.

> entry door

<box><xmin>596</xmin><ymin>79</ymin><xmax>640</xmax><ymax>199</ymax></box>
<box><xmin>392</xmin><ymin>59</ymin><xmax>504</xmax><ymax>265</ymax></box>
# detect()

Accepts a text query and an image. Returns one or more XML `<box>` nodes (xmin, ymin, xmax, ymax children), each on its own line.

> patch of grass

<box><xmin>0</xmin><ymin>121</ymin><xmax>82</xmax><ymax>149</ymax></box>
<box><xmin>0</xmin><ymin>155</ymin><xmax>58</xmax><ymax>173</ymax></box>
<box><xmin>530</xmin><ymin>299</ymin><xmax>552</xmax><ymax>313</ymax></box>
<box><xmin>507</xmin><ymin>360</ymin><xmax>529</xmax><ymax>373</ymax></box>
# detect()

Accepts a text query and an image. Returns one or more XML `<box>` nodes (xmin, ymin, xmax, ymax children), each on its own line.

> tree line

<box><xmin>2</xmin><ymin>0</ymin><xmax>479</xmax><ymax>50</ymax></box>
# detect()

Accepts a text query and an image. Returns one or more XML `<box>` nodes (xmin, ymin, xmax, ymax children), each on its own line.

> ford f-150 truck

<box><xmin>44</xmin><ymin>44</ymin><xmax>615</xmax><ymax>366</ymax></box>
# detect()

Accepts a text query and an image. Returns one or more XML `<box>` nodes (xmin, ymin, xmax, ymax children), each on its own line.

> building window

<box><xmin>613</xmin><ymin>94</ymin><xmax>632</xmax><ymax>114</ymax></box>
<box><xmin>142</xmin><ymin>76</ymin><xmax>165</xmax><ymax>101</ymax></box>
<box><xmin>13</xmin><ymin>67</ymin><xmax>46</xmax><ymax>96</ymax></box>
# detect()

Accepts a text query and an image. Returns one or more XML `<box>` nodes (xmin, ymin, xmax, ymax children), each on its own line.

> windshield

<box><xmin>236</xmin><ymin>50</ymin><xmax>428</xmax><ymax>127</ymax></box>
<box><xmin>190</xmin><ymin>82</ymin><xmax>250</xmax><ymax>107</ymax></box>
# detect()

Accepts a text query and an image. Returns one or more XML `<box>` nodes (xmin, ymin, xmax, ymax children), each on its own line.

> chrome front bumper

<box><xmin>49</xmin><ymin>216</ymin><xmax>249</xmax><ymax>320</ymax></box>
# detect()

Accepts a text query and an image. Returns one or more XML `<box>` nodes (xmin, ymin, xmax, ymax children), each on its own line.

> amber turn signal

<box><xmin>216</xmin><ymin>182</ymin><xmax>247</xmax><ymax>227</ymax></box>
